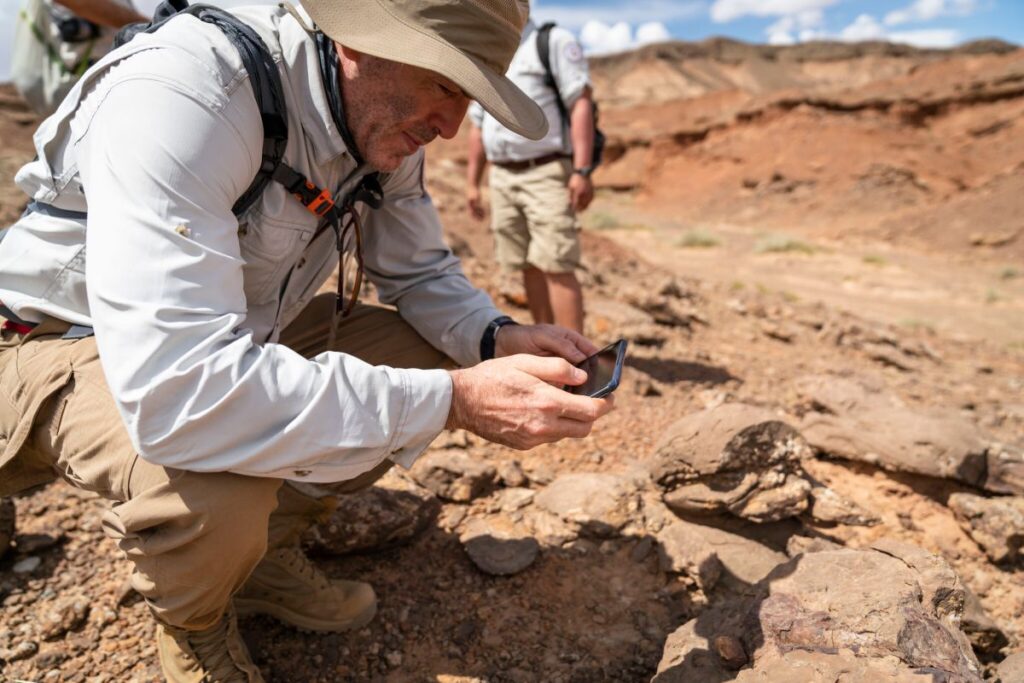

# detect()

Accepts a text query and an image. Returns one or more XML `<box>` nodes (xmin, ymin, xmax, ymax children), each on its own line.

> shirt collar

<box><xmin>277</xmin><ymin>7</ymin><xmax>351</xmax><ymax>166</ymax></box>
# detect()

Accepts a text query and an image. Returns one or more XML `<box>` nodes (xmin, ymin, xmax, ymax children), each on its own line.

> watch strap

<box><xmin>480</xmin><ymin>315</ymin><xmax>518</xmax><ymax>361</ymax></box>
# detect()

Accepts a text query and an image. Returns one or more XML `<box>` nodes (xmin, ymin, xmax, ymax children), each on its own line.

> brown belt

<box><xmin>493</xmin><ymin>152</ymin><xmax>569</xmax><ymax>172</ymax></box>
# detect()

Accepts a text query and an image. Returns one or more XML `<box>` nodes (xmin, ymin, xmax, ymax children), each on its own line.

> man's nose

<box><xmin>433</xmin><ymin>96</ymin><xmax>470</xmax><ymax>140</ymax></box>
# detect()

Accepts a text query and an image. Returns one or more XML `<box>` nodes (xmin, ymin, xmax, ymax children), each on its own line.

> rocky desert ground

<box><xmin>1</xmin><ymin>38</ymin><xmax>1023</xmax><ymax>682</ymax></box>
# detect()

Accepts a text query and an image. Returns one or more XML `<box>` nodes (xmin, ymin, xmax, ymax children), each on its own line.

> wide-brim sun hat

<box><xmin>302</xmin><ymin>0</ymin><xmax>548</xmax><ymax>140</ymax></box>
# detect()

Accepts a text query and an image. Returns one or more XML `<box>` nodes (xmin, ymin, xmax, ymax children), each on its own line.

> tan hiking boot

<box><xmin>236</xmin><ymin>482</ymin><xmax>377</xmax><ymax>632</ymax></box>
<box><xmin>157</xmin><ymin>607</ymin><xmax>264</xmax><ymax>683</ymax></box>
<box><xmin>234</xmin><ymin>545</ymin><xmax>377</xmax><ymax>632</ymax></box>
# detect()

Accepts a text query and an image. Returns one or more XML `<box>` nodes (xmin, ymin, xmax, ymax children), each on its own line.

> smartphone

<box><xmin>566</xmin><ymin>339</ymin><xmax>628</xmax><ymax>398</ymax></box>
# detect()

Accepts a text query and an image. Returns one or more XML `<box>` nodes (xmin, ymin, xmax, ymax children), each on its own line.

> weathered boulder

<box><xmin>796</xmin><ymin>375</ymin><xmax>1024</xmax><ymax>494</ymax></box>
<box><xmin>645</xmin><ymin>496</ymin><xmax>787</xmax><ymax>590</ymax></box>
<box><xmin>0</xmin><ymin>497</ymin><xmax>13</xmax><ymax>560</ymax></box>
<box><xmin>651</xmin><ymin>404</ymin><xmax>813</xmax><ymax>523</ymax></box>
<box><xmin>806</xmin><ymin>485</ymin><xmax>880</xmax><ymax>526</ymax></box>
<box><xmin>947</xmin><ymin>493</ymin><xmax>1024</xmax><ymax>564</ymax></box>
<box><xmin>653</xmin><ymin>541</ymin><xmax>983</xmax><ymax>682</ymax></box>
<box><xmin>304</xmin><ymin>471</ymin><xmax>439</xmax><ymax>555</ymax></box>
<box><xmin>533</xmin><ymin>472</ymin><xmax>642</xmax><ymax>538</ymax></box>
<box><xmin>409</xmin><ymin>451</ymin><xmax>497</xmax><ymax>502</ymax></box>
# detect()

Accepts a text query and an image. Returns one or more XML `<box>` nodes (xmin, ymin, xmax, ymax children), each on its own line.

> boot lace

<box><xmin>276</xmin><ymin>546</ymin><xmax>331</xmax><ymax>591</ymax></box>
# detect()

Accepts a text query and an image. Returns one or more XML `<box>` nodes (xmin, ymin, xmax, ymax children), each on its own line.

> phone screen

<box><xmin>567</xmin><ymin>339</ymin><xmax>627</xmax><ymax>397</ymax></box>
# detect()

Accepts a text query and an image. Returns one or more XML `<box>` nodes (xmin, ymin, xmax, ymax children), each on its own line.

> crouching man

<box><xmin>0</xmin><ymin>1</ymin><xmax>611</xmax><ymax>680</ymax></box>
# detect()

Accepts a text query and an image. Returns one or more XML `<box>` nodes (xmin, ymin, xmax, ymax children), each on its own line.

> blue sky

<box><xmin>1</xmin><ymin>0</ymin><xmax>1021</xmax><ymax>80</ymax></box>
<box><xmin>532</xmin><ymin>0</ymin><xmax>1023</xmax><ymax>53</ymax></box>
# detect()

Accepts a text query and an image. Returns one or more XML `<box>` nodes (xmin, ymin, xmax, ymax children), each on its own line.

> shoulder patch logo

<box><xmin>564</xmin><ymin>41</ymin><xmax>584</xmax><ymax>63</ymax></box>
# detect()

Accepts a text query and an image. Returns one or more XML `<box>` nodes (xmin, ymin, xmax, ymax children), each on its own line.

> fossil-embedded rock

<box><xmin>651</xmin><ymin>404</ymin><xmax>814</xmax><ymax>523</ymax></box>
<box><xmin>653</xmin><ymin>541</ymin><xmax>982</xmax><ymax>682</ymax></box>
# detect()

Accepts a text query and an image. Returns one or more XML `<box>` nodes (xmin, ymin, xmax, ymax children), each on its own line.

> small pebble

<box><xmin>12</xmin><ymin>556</ymin><xmax>42</xmax><ymax>574</ymax></box>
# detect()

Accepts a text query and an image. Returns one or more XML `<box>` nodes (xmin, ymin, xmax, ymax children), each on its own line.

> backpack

<box><xmin>115</xmin><ymin>0</ymin><xmax>383</xmax><ymax>222</ymax></box>
<box><xmin>115</xmin><ymin>0</ymin><xmax>383</xmax><ymax>321</ymax></box>
<box><xmin>536</xmin><ymin>22</ymin><xmax>605</xmax><ymax>168</ymax></box>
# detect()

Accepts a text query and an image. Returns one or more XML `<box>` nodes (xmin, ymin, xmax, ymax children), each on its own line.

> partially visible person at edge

<box><xmin>465</xmin><ymin>15</ymin><xmax>595</xmax><ymax>334</ymax></box>
<box><xmin>0</xmin><ymin>0</ymin><xmax>613</xmax><ymax>680</ymax></box>
<box><xmin>12</xmin><ymin>0</ymin><xmax>146</xmax><ymax>115</ymax></box>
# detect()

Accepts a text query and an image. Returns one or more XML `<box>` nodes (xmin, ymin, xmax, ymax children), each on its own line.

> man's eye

<box><xmin>438</xmin><ymin>83</ymin><xmax>457</xmax><ymax>97</ymax></box>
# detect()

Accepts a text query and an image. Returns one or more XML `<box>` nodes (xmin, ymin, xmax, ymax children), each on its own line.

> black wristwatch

<box><xmin>572</xmin><ymin>166</ymin><xmax>594</xmax><ymax>178</ymax></box>
<box><xmin>480</xmin><ymin>316</ymin><xmax>518</xmax><ymax>361</ymax></box>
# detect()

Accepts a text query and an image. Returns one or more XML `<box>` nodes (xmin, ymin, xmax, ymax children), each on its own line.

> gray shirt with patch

<box><xmin>470</xmin><ymin>20</ymin><xmax>590</xmax><ymax>163</ymax></box>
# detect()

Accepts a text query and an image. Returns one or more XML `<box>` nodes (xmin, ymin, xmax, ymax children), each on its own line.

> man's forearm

<box><xmin>570</xmin><ymin>88</ymin><xmax>595</xmax><ymax>169</ymax></box>
<box><xmin>467</xmin><ymin>125</ymin><xmax>487</xmax><ymax>188</ymax></box>
<box><xmin>55</xmin><ymin>0</ymin><xmax>147</xmax><ymax>29</ymax></box>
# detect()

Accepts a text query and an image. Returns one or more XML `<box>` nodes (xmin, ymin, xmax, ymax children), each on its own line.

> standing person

<box><xmin>465</xmin><ymin>15</ymin><xmax>596</xmax><ymax>334</ymax></box>
<box><xmin>11</xmin><ymin>0</ymin><xmax>146</xmax><ymax>115</ymax></box>
<box><xmin>0</xmin><ymin>1</ymin><xmax>614</xmax><ymax>680</ymax></box>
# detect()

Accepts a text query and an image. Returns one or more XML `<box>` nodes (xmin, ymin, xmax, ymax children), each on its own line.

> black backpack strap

<box><xmin>115</xmin><ymin>2</ymin><xmax>288</xmax><ymax>218</ymax></box>
<box><xmin>536</xmin><ymin>22</ymin><xmax>569</xmax><ymax>129</ymax></box>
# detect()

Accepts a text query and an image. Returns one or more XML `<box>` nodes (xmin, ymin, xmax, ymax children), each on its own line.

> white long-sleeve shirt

<box><xmin>0</xmin><ymin>5</ymin><xmax>503</xmax><ymax>483</ymax></box>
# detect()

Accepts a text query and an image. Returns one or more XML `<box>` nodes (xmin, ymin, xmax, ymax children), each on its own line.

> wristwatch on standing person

<box><xmin>572</xmin><ymin>165</ymin><xmax>594</xmax><ymax>178</ymax></box>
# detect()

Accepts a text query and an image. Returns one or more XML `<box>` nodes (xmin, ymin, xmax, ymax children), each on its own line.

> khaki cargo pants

<box><xmin>0</xmin><ymin>294</ymin><xmax>448</xmax><ymax>630</ymax></box>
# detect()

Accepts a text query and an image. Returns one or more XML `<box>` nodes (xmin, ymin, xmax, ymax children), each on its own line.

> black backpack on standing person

<box><xmin>536</xmin><ymin>22</ymin><xmax>605</xmax><ymax>167</ymax></box>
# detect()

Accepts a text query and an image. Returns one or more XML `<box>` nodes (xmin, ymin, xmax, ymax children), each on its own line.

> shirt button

<box><xmin>297</xmin><ymin>257</ymin><xmax>307</xmax><ymax>268</ymax></box>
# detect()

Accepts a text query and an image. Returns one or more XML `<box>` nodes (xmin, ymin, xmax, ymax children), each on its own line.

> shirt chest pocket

<box><xmin>236</xmin><ymin>216</ymin><xmax>313</xmax><ymax>304</ymax></box>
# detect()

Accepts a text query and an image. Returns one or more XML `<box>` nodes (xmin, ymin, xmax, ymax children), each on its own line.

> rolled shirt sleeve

<box><xmin>363</xmin><ymin>151</ymin><xmax>504</xmax><ymax>368</ymax></box>
<box><xmin>77</xmin><ymin>64</ymin><xmax>452</xmax><ymax>482</ymax></box>
<box><xmin>549</xmin><ymin>27</ymin><xmax>590</xmax><ymax>108</ymax></box>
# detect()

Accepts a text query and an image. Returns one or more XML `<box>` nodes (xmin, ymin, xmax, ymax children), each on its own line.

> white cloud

<box><xmin>759</xmin><ymin>6</ymin><xmax>827</xmax><ymax>45</ymax></box>
<box><xmin>839</xmin><ymin>14</ymin><xmax>887</xmax><ymax>41</ymax></box>
<box><xmin>838</xmin><ymin>13</ymin><xmax>961</xmax><ymax>47</ymax></box>
<box><xmin>533</xmin><ymin>0</ymin><xmax>704</xmax><ymax>31</ymax></box>
<box><xmin>887</xmin><ymin>28</ymin><xmax>961</xmax><ymax>47</ymax></box>
<box><xmin>579</xmin><ymin>19</ymin><xmax>672</xmax><ymax>55</ymax></box>
<box><xmin>636</xmin><ymin>21</ymin><xmax>673</xmax><ymax>46</ymax></box>
<box><xmin>884</xmin><ymin>0</ymin><xmax>978</xmax><ymax>26</ymax></box>
<box><xmin>709</xmin><ymin>0</ymin><xmax>838</xmax><ymax>23</ymax></box>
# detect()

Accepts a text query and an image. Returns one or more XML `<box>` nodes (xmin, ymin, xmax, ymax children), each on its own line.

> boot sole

<box><xmin>233</xmin><ymin>598</ymin><xmax>377</xmax><ymax>633</ymax></box>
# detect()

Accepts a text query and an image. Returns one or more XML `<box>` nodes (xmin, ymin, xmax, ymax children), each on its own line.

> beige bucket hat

<box><xmin>302</xmin><ymin>0</ymin><xmax>548</xmax><ymax>140</ymax></box>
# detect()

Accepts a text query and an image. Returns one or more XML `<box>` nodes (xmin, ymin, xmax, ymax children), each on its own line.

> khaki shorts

<box><xmin>489</xmin><ymin>157</ymin><xmax>581</xmax><ymax>274</ymax></box>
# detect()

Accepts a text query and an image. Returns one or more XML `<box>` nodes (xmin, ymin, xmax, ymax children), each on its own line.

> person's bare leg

<box><xmin>523</xmin><ymin>266</ymin><xmax>554</xmax><ymax>325</ymax></box>
<box><xmin>545</xmin><ymin>271</ymin><xmax>584</xmax><ymax>334</ymax></box>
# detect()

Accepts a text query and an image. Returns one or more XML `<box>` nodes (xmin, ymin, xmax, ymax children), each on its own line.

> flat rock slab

<box><xmin>304</xmin><ymin>471</ymin><xmax>439</xmax><ymax>555</ymax></box>
<box><xmin>796</xmin><ymin>375</ymin><xmax>1024</xmax><ymax>494</ymax></box>
<box><xmin>651</xmin><ymin>404</ymin><xmax>813</xmax><ymax>523</ymax></box>
<box><xmin>0</xmin><ymin>497</ymin><xmax>13</xmax><ymax>560</ymax></box>
<box><xmin>654</xmin><ymin>540</ymin><xmax>983</xmax><ymax>682</ymax></box>
<box><xmin>463</xmin><ymin>535</ymin><xmax>540</xmax><ymax>576</ymax></box>
<box><xmin>409</xmin><ymin>451</ymin><xmax>497</xmax><ymax>502</ymax></box>
<box><xmin>533</xmin><ymin>472</ymin><xmax>641</xmax><ymax>538</ymax></box>
<box><xmin>459</xmin><ymin>518</ymin><xmax>540</xmax><ymax>576</ymax></box>
<box><xmin>948</xmin><ymin>492</ymin><xmax>1024</xmax><ymax>564</ymax></box>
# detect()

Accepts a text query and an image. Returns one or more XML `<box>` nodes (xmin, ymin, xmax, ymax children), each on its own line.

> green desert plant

<box><xmin>677</xmin><ymin>229</ymin><xmax>720</xmax><ymax>248</ymax></box>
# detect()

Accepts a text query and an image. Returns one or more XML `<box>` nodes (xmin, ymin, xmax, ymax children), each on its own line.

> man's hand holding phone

<box><xmin>445</xmin><ymin>323</ymin><xmax>617</xmax><ymax>449</ymax></box>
